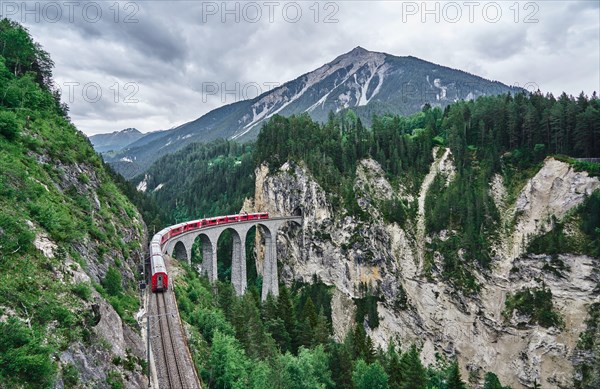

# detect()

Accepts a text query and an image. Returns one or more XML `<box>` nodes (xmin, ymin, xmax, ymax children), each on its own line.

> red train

<box><xmin>149</xmin><ymin>213</ymin><xmax>269</xmax><ymax>292</ymax></box>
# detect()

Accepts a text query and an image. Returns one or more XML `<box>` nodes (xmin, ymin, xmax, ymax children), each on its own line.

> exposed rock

<box><xmin>416</xmin><ymin>147</ymin><xmax>455</xmax><ymax>268</ymax></box>
<box><xmin>58</xmin><ymin>295</ymin><xmax>147</xmax><ymax>388</ymax></box>
<box><xmin>253</xmin><ymin>156</ymin><xmax>600</xmax><ymax>389</ymax></box>
<box><xmin>504</xmin><ymin>158</ymin><xmax>600</xmax><ymax>267</ymax></box>
<box><xmin>33</xmin><ymin>230</ymin><xmax>57</xmax><ymax>259</ymax></box>
<box><xmin>331</xmin><ymin>288</ymin><xmax>356</xmax><ymax>342</ymax></box>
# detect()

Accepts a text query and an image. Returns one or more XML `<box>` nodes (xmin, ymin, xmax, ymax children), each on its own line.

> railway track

<box><xmin>156</xmin><ymin>292</ymin><xmax>185</xmax><ymax>388</ymax></box>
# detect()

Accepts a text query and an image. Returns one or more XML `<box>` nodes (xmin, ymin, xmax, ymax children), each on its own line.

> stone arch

<box><xmin>243</xmin><ymin>226</ymin><xmax>260</xmax><ymax>291</ymax></box>
<box><xmin>216</xmin><ymin>227</ymin><xmax>250</xmax><ymax>295</ymax></box>
<box><xmin>173</xmin><ymin>241</ymin><xmax>188</xmax><ymax>262</ymax></box>
<box><xmin>193</xmin><ymin>233</ymin><xmax>217</xmax><ymax>282</ymax></box>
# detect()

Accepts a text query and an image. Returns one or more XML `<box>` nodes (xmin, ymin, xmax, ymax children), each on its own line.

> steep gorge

<box><xmin>248</xmin><ymin>155</ymin><xmax>599</xmax><ymax>389</ymax></box>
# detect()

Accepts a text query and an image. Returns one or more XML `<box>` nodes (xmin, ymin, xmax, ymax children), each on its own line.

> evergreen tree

<box><xmin>300</xmin><ymin>297</ymin><xmax>319</xmax><ymax>328</ymax></box>
<box><xmin>446</xmin><ymin>361</ymin><xmax>467</xmax><ymax>389</ymax></box>
<box><xmin>352</xmin><ymin>323</ymin><xmax>368</xmax><ymax>360</ymax></box>
<box><xmin>483</xmin><ymin>372</ymin><xmax>509</xmax><ymax>389</ymax></box>
<box><xmin>278</xmin><ymin>285</ymin><xmax>299</xmax><ymax>353</ymax></box>
<box><xmin>230</xmin><ymin>293</ymin><xmax>275</xmax><ymax>360</ymax></box>
<box><xmin>399</xmin><ymin>344</ymin><xmax>426</xmax><ymax>389</ymax></box>
<box><xmin>365</xmin><ymin>335</ymin><xmax>376</xmax><ymax>363</ymax></box>
<box><xmin>217</xmin><ymin>282</ymin><xmax>236</xmax><ymax>321</ymax></box>
<box><xmin>313</xmin><ymin>308</ymin><xmax>330</xmax><ymax>346</ymax></box>
<box><xmin>385</xmin><ymin>343</ymin><xmax>403</xmax><ymax>389</ymax></box>
<box><xmin>329</xmin><ymin>342</ymin><xmax>354</xmax><ymax>389</ymax></box>
<box><xmin>298</xmin><ymin>297</ymin><xmax>318</xmax><ymax>347</ymax></box>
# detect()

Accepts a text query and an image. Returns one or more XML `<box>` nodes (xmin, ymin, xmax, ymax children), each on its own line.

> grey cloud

<box><xmin>473</xmin><ymin>27</ymin><xmax>529</xmax><ymax>60</ymax></box>
<box><xmin>11</xmin><ymin>0</ymin><xmax>599</xmax><ymax>135</ymax></box>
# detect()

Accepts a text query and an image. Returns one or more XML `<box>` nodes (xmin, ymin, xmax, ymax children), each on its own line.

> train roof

<box><xmin>150</xmin><ymin>243</ymin><xmax>161</xmax><ymax>253</ymax></box>
<box><xmin>150</xmin><ymin>253</ymin><xmax>167</xmax><ymax>274</ymax></box>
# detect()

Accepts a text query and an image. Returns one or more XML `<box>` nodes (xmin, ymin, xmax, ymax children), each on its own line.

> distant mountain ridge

<box><xmin>107</xmin><ymin>47</ymin><xmax>523</xmax><ymax>178</ymax></box>
<box><xmin>89</xmin><ymin>127</ymin><xmax>144</xmax><ymax>153</ymax></box>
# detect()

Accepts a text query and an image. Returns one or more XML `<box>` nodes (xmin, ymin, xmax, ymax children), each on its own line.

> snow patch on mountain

<box><xmin>136</xmin><ymin>177</ymin><xmax>147</xmax><ymax>192</ymax></box>
<box><xmin>232</xmin><ymin>48</ymin><xmax>386</xmax><ymax>139</ymax></box>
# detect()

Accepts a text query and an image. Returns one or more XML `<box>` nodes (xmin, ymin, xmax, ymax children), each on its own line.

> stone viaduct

<box><xmin>162</xmin><ymin>217</ymin><xmax>302</xmax><ymax>300</ymax></box>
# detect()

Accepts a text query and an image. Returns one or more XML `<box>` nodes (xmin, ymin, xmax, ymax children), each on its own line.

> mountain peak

<box><xmin>350</xmin><ymin>46</ymin><xmax>368</xmax><ymax>54</ymax></box>
<box><xmin>106</xmin><ymin>47</ymin><xmax>522</xmax><ymax>176</ymax></box>
<box><xmin>89</xmin><ymin>127</ymin><xmax>145</xmax><ymax>153</ymax></box>
<box><xmin>341</xmin><ymin>46</ymin><xmax>375</xmax><ymax>59</ymax></box>
<box><xmin>120</xmin><ymin>128</ymin><xmax>141</xmax><ymax>134</ymax></box>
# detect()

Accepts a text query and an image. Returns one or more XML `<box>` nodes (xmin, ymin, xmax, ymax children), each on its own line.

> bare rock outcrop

<box><xmin>252</xmin><ymin>156</ymin><xmax>600</xmax><ymax>389</ymax></box>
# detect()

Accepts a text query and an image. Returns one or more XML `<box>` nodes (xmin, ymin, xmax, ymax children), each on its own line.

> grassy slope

<box><xmin>0</xmin><ymin>21</ymin><xmax>146</xmax><ymax>388</ymax></box>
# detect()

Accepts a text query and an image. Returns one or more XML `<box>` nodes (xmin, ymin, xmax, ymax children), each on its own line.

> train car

<box><xmin>151</xmin><ymin>242</ymin><xmax>161</xmax><ymax>255</ymax></box>
<box><xmin>157</xmin><ymin>227</ymin><xmax>171</xmax><ymax>245</ymax></box>
<box><xmin>258</xmin><ymin>212</ymin><xmax>269</xmax><ymax>219</ymax></box>
<box><xmin>170</xmin><ymin>224</ymin><xmax>184</xmax><ymax>237</ymax></box>
<box><xmin>150</xmin><ymin>253</ymin><xmax>168</xmax><ymax>292</ymax></box>
<box><xmin>225</xmin><ymin>215</ymin><xmax>239</xmax><ymax>223</ymax></box>
<box><xmin>184</xmin><ymin>221</ymin><xmax>201</xmax><ymax>232</ymax></box>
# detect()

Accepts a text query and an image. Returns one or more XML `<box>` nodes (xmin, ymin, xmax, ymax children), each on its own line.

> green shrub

<box><xmin>106</xmin><ymin>370</ymin><xmax>124</xmax><ymax>389</ymax></box>
<box><xmin>27</xmin><ymin>201</ymin><xmax>78</xmax><ymax>242</ymax></box>
<box><xmin>504</xmin><ymin>286</ymin><xmax>562</xmax><ymax>328</ymax></box>
<box><xmin>0</xmin><ymin>212</ymin><xmax>34</xmax><ymax>259</ymax></box>
<box><xmin>71</xmin><ymin>283</ymin><xmax>92</xmax><ymax>301</ymax></box>
<box><xmin>0</xmin><ymin>110</ymin><xmax>20</xmax><ymax>140</ymax></box>
<box><xmin>0</xmin><ymin>318</ymin><xmax>56</xmax><ymax>387</ymax></box>
<box><xmin>62</xmin><ymin>363</ymin><xmax>79</xmax><ymax>388</ymax></box>
<box><xmin>103</xmin><ymin>267</ymin><xmax>122</xmax><ymax>296</ymax></box>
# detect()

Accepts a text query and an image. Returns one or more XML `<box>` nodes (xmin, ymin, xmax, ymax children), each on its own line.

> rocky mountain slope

<box><xmin>0</xmin><ymin>20</ymin><xmax>148</xmax><ymax>388</ymax></box>
<box><xmin>89</xmin><ymin>127</ymin><xmax>144</xmax><ymax>153</ymax></box>
<box><xmin>107</xmin><ymin>47</ymin><xmax>522</xmax><ymax>178</ymax></box>
<box><xmin>247</xmin><ymin>155</ymin><xmax>600</xmax><ymax>389</ymax></box>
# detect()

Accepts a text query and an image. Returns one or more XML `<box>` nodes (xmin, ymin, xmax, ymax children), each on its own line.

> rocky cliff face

<box><xmin>250</xmin><ymin>155</ymin><xmax>600</xmax><ymax>389</ymax></box>
<box><xmin>2</xmin><ymin>134</ymin><xmax>148</xmax><ymax>388</ymax></box>
<box><xmin>34</xmin><ymin>160</ymin><xmax>148</xmax><ymax>389</ymax></box>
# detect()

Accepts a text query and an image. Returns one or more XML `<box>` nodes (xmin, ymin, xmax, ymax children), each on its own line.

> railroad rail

<box><xmin>156</xmin><ymin>292</ymin><xmax>185</xmax><ymax>388</ymax></box>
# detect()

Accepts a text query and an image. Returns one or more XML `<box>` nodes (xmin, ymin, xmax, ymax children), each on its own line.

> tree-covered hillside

<box><xmin>133</xmin><ymin>139</ymin><xmax>255</xmax><ymax>223</ymax></box>
<box><xmin>175</xmin><ymin>267</ymin><xmax>504</xmax><ymax>389</ymax></box>
<box><xmin>0</xmin><ymin>19</ymin><xmax>150</xmax><ymax>387</ymax></box>
<box><xmin>140</xmin><ymin>89</ymin><xmax>600</xmax><ymax>388</ymax></box>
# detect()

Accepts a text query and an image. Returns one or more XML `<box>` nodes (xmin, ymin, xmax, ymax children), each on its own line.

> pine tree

<box><xmin>298</xmin><ymin>317</ymin><xmax>314</xmax><ymax>349</ymax></box>
<box><xmin>483</xmin><ymin>372</ymin><xmax>509</xmax><ymax>389</ymax></box>
<box><xmin>352</xmin><ymin>323</ymin><xmax>368</xmax><ymax>360</ymax></box>
<box><xmin>261</xmin><ymin>293</ymin><xmax>279</xmax><ymax>323</ymax></box>
<box><xmin>365</xmin><ymin>335</ymin><xmax>376</xmax><ymax>363</ymax></box>
<box><xmin>385</xmin><ymin>343</ymin><xmax>403</xmax><ymax>389</ymax></box>
<box><xmin>399</xmin><ymin>344</ymin><xmax>426</xmax><ymax>389</ymax></box>
<box><xmin>313</xmin><ymin>308</ymin><xmax>330</xmax><ymax>346</ymax></box>
<box><xmin>230</xmin><ymin>293</ymin><xmax>275</xmax><ymax>360</ymax></box>
<box><xmin>300</xmin><ymin>297</ymin><xmax>318</xmax><ymax>327</ymax></box>
<box><xmin>277</xmin><ymin>285</ymin><xmax>299</xmax><ymax>353</ymax></box>
<box><xmin>329</xmin><ymin>342</ymin><xmax>354</xmax><ymax>389</ymax></box>
<box><xmin>446</xmin><ymin>361</ymin><xmax>467</xmax><ymax>389</ymax></box>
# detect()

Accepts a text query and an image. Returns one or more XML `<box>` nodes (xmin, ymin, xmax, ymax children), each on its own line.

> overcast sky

<box><xmin>5</xmin><ymin>0</ymin><xmax>599</xmax><ymax>135</ymax></box>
